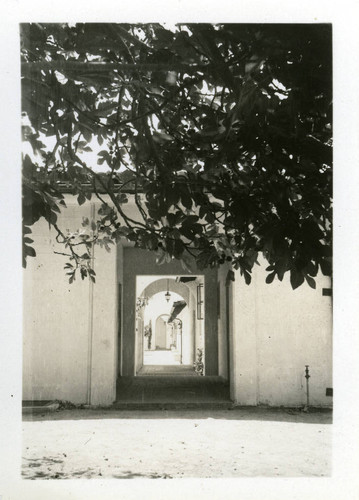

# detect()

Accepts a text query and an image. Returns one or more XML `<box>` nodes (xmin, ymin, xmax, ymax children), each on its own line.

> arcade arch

<box><xmin>135</xmin><ymin>276</ymin><xmax>204</xmax><ymax>374</ymax></box>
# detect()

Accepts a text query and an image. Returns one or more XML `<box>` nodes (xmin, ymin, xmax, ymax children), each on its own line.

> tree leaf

<box><xmin>305</xmin><ymin>275</ymin><xmax>316</xmax><ymax>289</ymax></box>
<box><xmin>155</xmin><ymin>249</ymin><xmax>167</xmax><ymax>265</ymax></box>
<box><xmin>77</xmin><ymin>193</ymin><xmax>86</xmax><ymax>205</ymax></box>
<box><xmin>243</xmin><ymin>271</ymin><xmax>252</xmax><ymax>285</ymax></box>
<box><xmin>265</xmin><ymin>271</ymin><xmax>276</xmax><ymax>284</ymax></box>
<box><xmin>24</xmin><ymin>244</ymin><xmax>36</xmax><ymax>257</ymax></box>
<box><xmin>290</xmin><ymin>269</ymin><xmax>305</xmax><ymax>290</ymax></box>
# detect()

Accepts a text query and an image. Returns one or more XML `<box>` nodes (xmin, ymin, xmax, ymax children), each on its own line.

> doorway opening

<box><xmin>135</xmin><ymin>275</ymin><xmax>205</xmax><ymax>376</ymax></box>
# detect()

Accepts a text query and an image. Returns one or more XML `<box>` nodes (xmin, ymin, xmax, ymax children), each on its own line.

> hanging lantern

<box><xmin>165</xmin><ymin>279</ymin><xmax>171</xmax><ymax>302</ymax></box>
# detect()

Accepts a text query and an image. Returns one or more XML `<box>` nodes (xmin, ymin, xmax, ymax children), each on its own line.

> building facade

<box><xmin>23</xmin><ymin>196</ymin><xmax>332</xmax><ymax>407</ymax></box>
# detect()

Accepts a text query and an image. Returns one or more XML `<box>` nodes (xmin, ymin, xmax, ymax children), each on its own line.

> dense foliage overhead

<box><xmin>21</xmin><ymin>23</ymin><xmax>332</xmax><ymax>288</ymax></box>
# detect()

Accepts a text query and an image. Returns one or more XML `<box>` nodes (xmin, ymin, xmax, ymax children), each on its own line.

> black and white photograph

<box><xmin>0</xmin><ymin>1</ymin><xmax>358</xmax><ymax>499</ymax></box>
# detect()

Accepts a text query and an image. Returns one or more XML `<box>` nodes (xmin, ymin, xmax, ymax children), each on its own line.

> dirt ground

<box><xmin>22</xmin><ymin>407</ymin><xmax>332</xmax><ymax>479</ymax></box>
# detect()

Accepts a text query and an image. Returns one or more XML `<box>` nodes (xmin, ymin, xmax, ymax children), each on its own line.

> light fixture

<box><xmin>165</xmin><ymin>279</ymin><xmax>171</xmax><ymax>302</ymax></box>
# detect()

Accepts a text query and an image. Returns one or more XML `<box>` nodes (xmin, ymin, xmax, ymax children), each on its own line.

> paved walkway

<box><xmin>137</xmin><ymin>364</ymin><xmax>196</xmax><ymax>376</ymax></box>
<box><xmin>22</xmin><ymin>407</ymin><xmax>332</xmax><ymax>479</ymax></box>
<box><xmin>115</xmin><ymin>375</ymin><xmax>231</xmax><ymax>407</ymax></box>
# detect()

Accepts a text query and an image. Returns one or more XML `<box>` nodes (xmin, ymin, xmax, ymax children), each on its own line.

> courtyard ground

<box><xmin>22</xmin><ymin>407</ymin><xmax>332</xmax><ymax>479</ymax></box>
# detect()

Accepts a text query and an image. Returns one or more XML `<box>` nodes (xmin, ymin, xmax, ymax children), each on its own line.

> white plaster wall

<box><xmin>178</xmin><ymin>305</ymin><xmax>193</xmax><ymax>364</ymax></box>
<box><xmin>23</xmin><ymin>201</ymin><xmax>92</xmax><ymax>403</ymax></box>
<box><xmin>116</xmin><ymin>242</ymin><xmax>124</xmax><ymax>285</ymax></box>
<box><xmin>89</xmin><ymin>240</ymin><xmax>118</xmax><ymax>405</ymax></box>
<box><xmin>230</xmin><ymin>261</ymin><xmax>332</xmax><ymax>407</ymax></box>
<box><xmin>217</xmin><ymin>264</ymin><xmax>230</xmax><ymax>379</ymax></box>
<box><xmin>185</xmin><ymin>280</ymin><xmax>204</xmax><ymax>369</ymax></box>
<box><xmin>229</xmin><ymin>271</ymin><xmax>257</xmax><ymax>404</ymax></box>
<box><xmin>135</xmin><ymin>315</ymin><xmax>144</xmax><ymax>373</ymax></box>
<box><xmin>23</xmin><ymin>196</ymin><xmax>119</xmax><ymax>405</ymax></box>
<box><xmin>116</xmin><ymin>241</ymin><xmax>124</xmax><ymax>376</ymax></box>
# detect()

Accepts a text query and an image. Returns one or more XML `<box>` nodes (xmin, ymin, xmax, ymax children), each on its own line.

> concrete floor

<box><xmin>115</xmin><ymin>374</ymin><xmax>231</xmax><ymax>408</ymax></box>
<box><xmin>22</xmin><ymin>407</ymin><xmax>332</xmax><ymax>479</ymax></box>
<box><xmin>137</xmin><ymin>364</ymin><xmax>196</xmax><ymax>375</ymax></box>
<box><xmin>143</xmin><ymin>349</ymin><xmax>182</xmax><ymax>365</ymax></box>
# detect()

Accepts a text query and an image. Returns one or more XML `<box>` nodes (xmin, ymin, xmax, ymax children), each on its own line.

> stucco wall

<box><xmin>116</xmin><ymin>243</ymin><xmax>124</xmax><ymax>377</ymax></box>
<box><xmin>172</xmin><ymin>279</ymin><xmax>203</xmax><ymax>368</ymax></box>
<box><xmin>23</xmin><ymin>197</ymin><xmax>118</xmax><ymax>405</ymax></box>
<box><xmin>178</xmin><ymin>303</ymin><xmax>193</xmax><ymax>365</ymax></box>
<box><xmin>23</xmin><ymin>202</ymin><xmax>91</xmax><ymax>402</ymax></box>
<box><xmin>230</xmin><ymin>261</ymin><xmax>332</xmax><ymax>407</ymax></box>
<box><xmin>135</xmin><ymin>314</ymin><xmax>144</xmax><ymax>373</ymax></box>
<box><xmin>88</xmin><ymin>233</ymin><xmax>118</xmax><ymax>405</ymax></box>
<box><xmin>217</xmin><ymin>264</ymin><xmax>230</xmax><ymax>380</ymax></box>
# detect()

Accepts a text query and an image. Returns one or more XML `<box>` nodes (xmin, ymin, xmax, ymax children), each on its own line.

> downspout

<box><xmin>86</xmin><ymin>202</ymin><xmax>95</xmax><ymax>405</ymax></box>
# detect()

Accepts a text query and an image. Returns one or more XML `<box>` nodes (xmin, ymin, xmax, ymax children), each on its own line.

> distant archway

<box><xmin>140</xmin><ymin>278</ymin><xmax>190</xmax><ymax>304</ymax></box>
<box><xmin>132</xmin><ymin>271</ymin><xmax>212</xmax><ymax>376</ymax></box>
<box><xmin>136</xmin><ymin>277</ymin><xmax>199</xmax><ymax>371</ymax></box>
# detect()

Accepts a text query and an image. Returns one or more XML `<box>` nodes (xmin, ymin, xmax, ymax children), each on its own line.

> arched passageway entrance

<box><xmin>117</xmin><ymin>248</ymin><xmax>230</xmax><ymax>406</ymax></box>
<box><xmin>121</xmin><ymin>248</ymin><xmax>220</xmax><ymax>378</ymax></box>
<box><xmin>135</xmin><ymin>276</ymin><xmax>203</xmax><ymax>376</ymax></box>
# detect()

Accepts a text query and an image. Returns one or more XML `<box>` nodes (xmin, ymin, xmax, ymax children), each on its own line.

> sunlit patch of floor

<box><xmin>22</xmin><ymin>409</ymin><xmax>332</xmax><ymax>479</ymax></box>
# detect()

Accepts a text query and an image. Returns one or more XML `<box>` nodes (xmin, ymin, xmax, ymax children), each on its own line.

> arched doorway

<box><xmin>135</xmin><ymin>276</ymin><xmax>204</xmax><ymax>375</ymax></box>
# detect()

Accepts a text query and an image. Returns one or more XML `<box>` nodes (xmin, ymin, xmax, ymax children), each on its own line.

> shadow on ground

<box><xmin>22</xmin><ymin>457</ymin><xmax>172</xmax><ymax>480</ymax></box>
<box><xmin>23</xmin><ymin>407</ymin><xmax>332</xmax><ymax>425</ymax></box>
